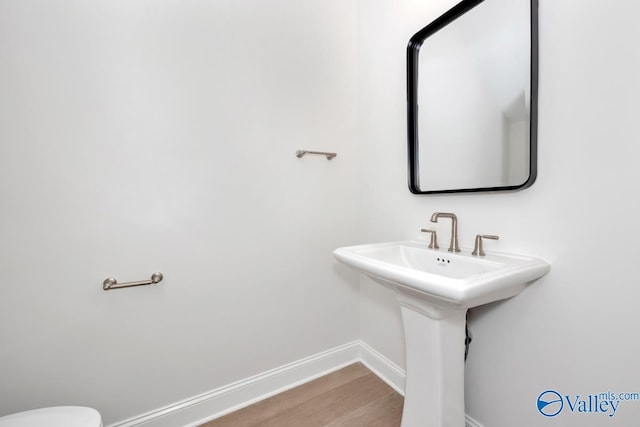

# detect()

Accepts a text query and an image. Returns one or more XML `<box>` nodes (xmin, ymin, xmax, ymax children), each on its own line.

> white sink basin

<box><xmin>333</xmin><ymin>240</ymin><xmax>550</xmax><ymax>309</ymax></box>
<box><xmin>334</xmin><ymin>239</ymin><xmax>549</xmax><ymax>427</ymax></box>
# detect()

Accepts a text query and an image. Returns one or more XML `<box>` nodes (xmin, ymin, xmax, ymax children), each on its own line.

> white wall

<box><xmin>358</xmin><ymin>0</ymin><xmax>640</xmax><ymax>426</ymax></box>
<box><xmin>4</xmin><ymin>0</ymin><xmax>640</xmax><ymax>426</ymax></box>
<box><xmin>0</xmin><ymin>1</ymin><xmax>361</xmax><ymax>424</ymax></box>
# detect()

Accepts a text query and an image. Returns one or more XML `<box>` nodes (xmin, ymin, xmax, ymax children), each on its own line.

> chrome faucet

<box><xmin>430</xmin><ymin>212</ymin><xmax>460</xmax><ymax>252</ymax></box>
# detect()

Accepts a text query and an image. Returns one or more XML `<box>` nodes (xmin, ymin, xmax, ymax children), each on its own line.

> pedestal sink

<box><xmin>333</xmin><ymin>241</ymin><xmax>550</xmax><ymax>427</ymax></box>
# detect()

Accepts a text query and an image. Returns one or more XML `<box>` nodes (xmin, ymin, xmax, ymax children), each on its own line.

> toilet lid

<box><xmin>0</xmin><ymin>406</ymin><xmax>102</xmax><ymax>427</ymax></box>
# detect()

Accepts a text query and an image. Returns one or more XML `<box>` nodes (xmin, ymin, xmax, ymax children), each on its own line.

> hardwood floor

<box><xmin>199</xmin><ymin>363</ymin><xmax>403</xmax><ymax>427</ymax></box>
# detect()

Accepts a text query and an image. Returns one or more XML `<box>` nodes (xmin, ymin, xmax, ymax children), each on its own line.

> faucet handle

<box><xmin>472</xmin><ymin>234</ymin><xmax>499</xmax><ymax>256</ymax></box>
<box><xmin>420</xmin><ymin>229</ymin><xmax>439</xmax><ymax>249</ymax></box>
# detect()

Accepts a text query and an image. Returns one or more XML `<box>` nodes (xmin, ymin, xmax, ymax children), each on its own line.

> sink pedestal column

<box><xmin>397</xmin><ymin>294</ymin><xmax>467</xmax><ymax>427</ymax></box>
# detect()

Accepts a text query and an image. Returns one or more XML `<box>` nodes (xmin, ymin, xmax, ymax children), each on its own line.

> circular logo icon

<box><xmin>537</xmin><ymin>390</ymin><xmax>563</xmax><ymax>417</ymax></box>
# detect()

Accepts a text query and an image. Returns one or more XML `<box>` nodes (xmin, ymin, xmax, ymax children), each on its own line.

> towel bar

<box><xmin>103</xmin><ymin>272</ymin><xmax>164</xmax><ymax>291</ymax></box>
<box><xmin>295</xmin><ymin>150</ymin><xmax>337</xmax><ymax>160</ymax></box>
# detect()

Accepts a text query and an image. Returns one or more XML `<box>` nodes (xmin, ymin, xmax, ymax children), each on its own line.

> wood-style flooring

<box><xmin>199</xmin><ymin>363</ymin><xmax>403</xmax><ymax>427</ymax></box>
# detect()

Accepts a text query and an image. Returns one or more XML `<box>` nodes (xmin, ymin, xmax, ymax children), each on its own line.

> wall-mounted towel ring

<box><xmin>296</xmin><ymin>150</ymin><xmax>337</xmax><ymax>160</ymax></box>
<box><xmin>103</xmin><ymin>272</ymin><xmax>164</xmax><ymax>291</ymax></box>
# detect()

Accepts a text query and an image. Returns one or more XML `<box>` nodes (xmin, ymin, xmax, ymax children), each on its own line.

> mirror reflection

<box><xmin>407</xmin><ymin>0</ymin><xmax>537</xmax><ymax>194</ymax></box>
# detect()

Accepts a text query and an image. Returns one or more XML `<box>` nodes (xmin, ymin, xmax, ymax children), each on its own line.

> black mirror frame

<box><xmin>407</xmin><ymin>0</ymin><xmax>539</xmax><ymax>194</ymax></box>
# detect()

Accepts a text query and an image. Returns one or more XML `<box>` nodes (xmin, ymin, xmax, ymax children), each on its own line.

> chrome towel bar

<box><xmin>296</xmin><ymin>150</ymin><xmax>337</xmax><ymax>160</ymax></box>
<box><xmin>103</xmin><ymin>272</ymin><xmax>164</xmax><ymax>291</ymax></box>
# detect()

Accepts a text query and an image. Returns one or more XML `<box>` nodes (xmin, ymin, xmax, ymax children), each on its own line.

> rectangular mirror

<box><xmin>407</xmin><ymin>0</ymin><xmax>538</xmax><ymax>194</ymax></box>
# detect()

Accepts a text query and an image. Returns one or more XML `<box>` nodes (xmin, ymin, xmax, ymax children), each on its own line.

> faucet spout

<box><xmin>430</xmin><ymin>212</ymin><xmax>460</xmax><ymax>252</ymax></box>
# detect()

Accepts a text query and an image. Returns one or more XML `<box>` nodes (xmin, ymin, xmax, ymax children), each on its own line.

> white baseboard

<box><xmin>465</xmin><ymin>414</ymin><xmax>485</xmax><ymax>427</ymax></box>
<box><xmin>358</xmin><ymin>340</ymin><xmax>406</xmax><ymax>396</ymax></box>
<box><xmin>106</xmin><ymin>341</ymin><xmax>361</xmax><ymax>427</ymax></box>
<box><xmin>107</xmin><ymin>340</ymin><xmax>484</xmax><ymax>427</ymax></box>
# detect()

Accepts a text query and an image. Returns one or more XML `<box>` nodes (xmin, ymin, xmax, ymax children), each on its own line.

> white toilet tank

<box><xmin>0</xmin><ymin>406</ymin><xmax>102</xmax><ymax>427</ymax></box>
